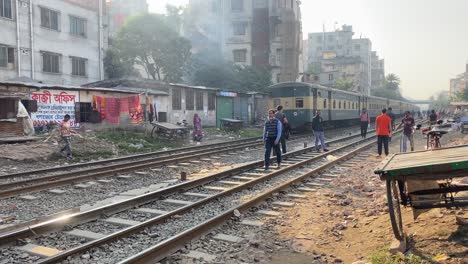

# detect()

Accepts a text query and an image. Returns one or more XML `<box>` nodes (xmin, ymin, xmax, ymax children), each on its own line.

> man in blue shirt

<box><xmin>264</xmin><ymin>109</ymin><xmax>282</xmax><ymax>170</ymax></box>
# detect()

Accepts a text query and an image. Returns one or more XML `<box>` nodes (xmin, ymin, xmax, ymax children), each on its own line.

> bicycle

<box><xmin>421</xmin><ymin>127</ymin><xmax>447</xmax><ymax>150</ymax></box>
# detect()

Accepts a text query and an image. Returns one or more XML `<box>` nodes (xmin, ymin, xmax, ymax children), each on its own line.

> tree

<box><xmin>190</xmin><ymin>51</ymin><xmax>272</xmax><ymax>93</ymax></box>
<box><xmin>385</xmin><ymin>73</ymin><xmax>401</xmax><ymax>91</ymax></box>
<box><xmin>372</xmin><ymin>73</ymin><xmax>404</xmax><ymax>100</ymax></box>
<box><xmin>103</xmin><ymin>48</ymin><xmax>139</xmax><ymax>79</ymax></box>
<box><xmin>112</xmin><ymin>14</ymin><xmax>191</xmax><ymax>82</ymax></box>
<box><xmin>334</xmin><ymin>78</ymin><xmax>354</xmax><ymax>91</ymax></box>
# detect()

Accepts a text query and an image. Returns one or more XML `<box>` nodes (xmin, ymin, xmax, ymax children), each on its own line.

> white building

<box><xmin>0</xmin><ymin>0</ymin><xmax>106</xmax><ymax>85</ymax></box>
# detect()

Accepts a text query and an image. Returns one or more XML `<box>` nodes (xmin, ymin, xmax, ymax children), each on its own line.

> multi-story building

<box><xmin>106</xmin><ymin>0</ymin><xmax>148</xmax><ymax>38</ymax></box>
<box><xmin>307</xmin><ymin>25</ymin><xmax>375</xmax><ymax>95</ymax></box>
<box><xmin>0</xmin><ymin>0</ymin><xmax>107</xmax><ymax>85</ymax></box>
<box><xmin>186</xmin><ymin>0</ymin><xmax>302</xmax><ymax>84</ymax></box>
<box><xmin>371</xmin><ymin>51</ymin><xmax>385</xmax><ymax>90</ymax></box>
<box><xmin>450</xmin><ymin>63</ymin><xmax>468</xmax><ymax>99</ymax></box>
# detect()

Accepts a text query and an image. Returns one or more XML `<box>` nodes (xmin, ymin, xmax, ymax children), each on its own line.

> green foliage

<box><xmin>371</xmin><ymin>73</ymin><xmax>404</xmax><ymax>100</ymax></box>
<box><xmin>103</xmin><ymin>48</ymin><xmax>140</xmax><ymax>79</ymax></box>
<box><xmin>452</xmin><ymin>90</ymin><xmax>468</xmax><ymax>102</ymax></box>
<box><xmin>97</xmin><ymin>131</ymin><xmax>182</xmax><ymax>154</ymax></box>
<box><xmin>190</xmin><ymin>51</ymin><xmax>272</xmax><ymax>92</ymax></box>
<box><xmin>334</xmin><ymin>78</ymin><xmax>354</xmax><ymax>91</ymax></box>
<box><xmin>428</xmin><ymin>91</ymin><xmax>450</xmax><ymax>110</ymax></box>
<box><xmin>307</xmin><ymin>63</ymin><xmax>321</xmax><ymax>75</ymax></box>
<box><xmin>369</xmin><ymin>247</ymin><xmax>428</xmax><ymax>264</ymax></box>
<box><xmin>110</xmin><ymin>13</ymin><xmax>191</xmax><ymax>82</ymax></box>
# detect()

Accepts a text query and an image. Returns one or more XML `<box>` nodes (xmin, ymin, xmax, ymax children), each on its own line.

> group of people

<box><xmin>263</xmin><ymin>106</ymin><xmax>326</xmax><ymax>170</ymax></box>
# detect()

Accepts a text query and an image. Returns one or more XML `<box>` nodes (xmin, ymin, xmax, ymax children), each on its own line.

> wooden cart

<box><xmin>374</xmin><ymin>145</ymin><xmax>468</xmax><ymax>240</ymax></box>
<box><xmin>151</xmin><ymin>122</ymin><xmax>189</xmax><ymax>139</ymax></box>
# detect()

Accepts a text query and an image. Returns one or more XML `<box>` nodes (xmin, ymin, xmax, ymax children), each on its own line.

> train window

<box><xmin>348</xmin><ymin>102</ymin><xmax>350</xmax><ymax>109</ymax></box>
<box><xmin>273</xmin><ymin>98</ymin><xmax>280</xmax><ymax>107</ymax></box>
<box><xmin>295</xmin><ymin>98</ymin><xmax>304</xmax><ymax>108</ymax></box>
<box><xmin>333</xmin><ymin>100</ymin><xmax>336</xmax><ymax>109</ymax></box>
<box><xmin>343</xmin><ymin>101</ymin><xmax>346</xmax><ymax>109</ymax></box>
<box><xmin>318</xmin><ymin>92</ymin><xmax>321</xmax><ymax>97</ymax></box>
<box><xmin>323</xmin><ymin>99</ymin><xmax>327</xmax><ymax>109</ymax></box>
<box><xmin>339</xmin><ymin>101</ymin><xmax>341</xmax><ymax>109</ymax></box>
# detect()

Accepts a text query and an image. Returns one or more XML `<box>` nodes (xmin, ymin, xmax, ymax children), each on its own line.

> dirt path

<box><xmin>263</xmin><ymin>131</ymin><xmax>468</xmax><ymax>263</ymax></box>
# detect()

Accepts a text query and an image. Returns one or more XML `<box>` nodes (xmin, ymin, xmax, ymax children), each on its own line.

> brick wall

<box><xmin>0</xmin><ymin>119</ymin><xmax>23</xmax><ymax>137</ymax></box>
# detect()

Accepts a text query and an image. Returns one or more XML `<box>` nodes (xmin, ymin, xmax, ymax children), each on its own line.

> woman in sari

<box><xmin>193</xmin><ymin>113</ymin><xmax>203</xmax><ymax>141</ymax></box>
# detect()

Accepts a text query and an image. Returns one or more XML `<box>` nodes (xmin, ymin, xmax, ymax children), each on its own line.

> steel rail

<box><xmin>0</xmin><ymin>132</ymin><xmax>362</xmax><ymax>245</ymax></box>
<box><xmin>36</xmin><ymin>134</ymin><xmax>374</xmax><ymax>264</ymax></box>
<box><xmin>118</xmin><ymin>140</ymin><xmax>377</xmax><ymax>264</ymax></box>
<box><xmin>0</xmin><ymin>136</ymin><xmax>265</xmax><ymax>180</ymax></box>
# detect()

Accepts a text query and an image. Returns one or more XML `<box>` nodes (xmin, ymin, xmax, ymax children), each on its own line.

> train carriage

<box><xmin>268</xmin><ymin>82</ymin><xmax>419</xmax><ymax>131</ymax></box>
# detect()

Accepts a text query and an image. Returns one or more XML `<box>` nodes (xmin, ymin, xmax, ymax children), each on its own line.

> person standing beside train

<box><xmin>312</xmin><ymin>110</ymin><xmax>329</xmax><ymax>152</ymax></box>
<box><xmin>274</xmin><ymin>105</ymin><xmax>289</xmax><ymax>154</ymax></box>
<box><xmin>360</xmin><ymin>108</ymin><xmax>370</xmax><ymax>138</ymax></box>
<box><xmin>263</xmin><ymin>109</ymin><xmax>282</xmax><ymax>170</ymax></box>
<box><xmin>375</xmin><ymin>108</ymin><xmax>392</xmax><ymax>157</ymax></box>
<box><xmin>387</xmin><ymin>107</ymin><xmax>396</xmax><ymax>142</ymax></box>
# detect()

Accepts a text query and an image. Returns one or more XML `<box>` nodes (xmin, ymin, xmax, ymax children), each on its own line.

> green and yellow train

<box><xmin>268</xmin><ymin>82</ymin><xmax>419</xmax><ymax>130</ymax></box>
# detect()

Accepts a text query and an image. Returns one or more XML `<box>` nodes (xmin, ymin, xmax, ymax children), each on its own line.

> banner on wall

<box><xmin>30</xmin><ymin>89</ymin><xmax>80</xmax><ymax>128</ymax></box>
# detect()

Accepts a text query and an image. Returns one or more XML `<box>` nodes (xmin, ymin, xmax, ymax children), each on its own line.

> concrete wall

<box><xmin>0</xmin><ymin>0</ymin><xmax>104</xmax><ymax>85</ymax></box>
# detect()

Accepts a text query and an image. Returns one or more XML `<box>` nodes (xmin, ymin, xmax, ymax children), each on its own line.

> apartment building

<box><xmin>371</xmin><ymin>51</ymin><xmax>385</xmax><ymax>90</ymax></box>
<box><xmin>450</xmin><ymin>63</ymin><xmax>468</xmax><ymax>99</ymax></box>
<box><xmin>186</xmin><ymin>0</ymin><xmax>302</xmax><ymax>84</ymax></box>
<box><xmin>0</xmin><ymin>0</ymin><xmax>106</xmax><ymax>85</ymax></box>
<box><xmin>307</xmin><ymin>25</ymin><xmax>375</xmax><ymax>95</ymax></box>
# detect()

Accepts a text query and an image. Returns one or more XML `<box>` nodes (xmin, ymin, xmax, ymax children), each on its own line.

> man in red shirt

<box><xmin>375</xmin><ymin>108</ymin><xmax>392</xmax><ymax>157</ymax></box>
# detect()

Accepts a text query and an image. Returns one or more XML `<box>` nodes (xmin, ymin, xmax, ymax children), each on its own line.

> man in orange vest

<box><xmin>375</xmin><ymin>108</ymin><xmax>392</xmax><ymax>157</ymax></box>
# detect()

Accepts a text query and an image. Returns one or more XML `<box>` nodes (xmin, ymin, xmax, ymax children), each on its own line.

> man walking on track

<box><xmin>360</xmin><ymin>108</ymin><xmax>370</xmax><ymax>138</ymax></box>
<box><xmin>263</xmin><ymin>109</ymin><xmax>282</xmax><ymax>170</ymax></box>
<box><xmin>397</xmin><ymin>111</ymin><xmax>415</xmax><ymax>152</ymax></box>
<box><xmin>275</xmin><ymin>105</ymin><xmax>289</xmax><ymax>154</ymax></box>
<box><xmin>375</xmin><ymin>108</ymin><xmax>392</xmax><ymax>157</ymax></box>
<box><xmin>312</xmin><ymin>110</ymin><xmax>328</xmax><ymax>152</ymax></box>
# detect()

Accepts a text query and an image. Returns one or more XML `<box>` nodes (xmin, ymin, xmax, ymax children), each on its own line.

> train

<box><xmin>268</xmin><ymin>82</ymin><xmax>419</xmax><ymax>130</ymax></box>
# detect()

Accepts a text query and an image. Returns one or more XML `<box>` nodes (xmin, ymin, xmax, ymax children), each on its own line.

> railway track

<box><xmin>0</xmin><ymin>129</ymin><xmax>390</xmax><ymax>264</ymax></box>
<box><xmin>0</xmin><ymin>134</ymin><xmax>319</xmax><ymax>199</ymax></box>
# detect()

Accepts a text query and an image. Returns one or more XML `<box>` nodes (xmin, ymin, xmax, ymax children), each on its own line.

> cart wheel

<box><xmin>386</xmin><ymin>180</ymin><xmax>404</xmax><ymax>241</ymax></box>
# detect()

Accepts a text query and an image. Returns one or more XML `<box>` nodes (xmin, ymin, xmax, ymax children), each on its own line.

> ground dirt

<box><xmin>264</xmin><ymin>130</ymin><xmax>468</xmax><ymax>264</ymax></box>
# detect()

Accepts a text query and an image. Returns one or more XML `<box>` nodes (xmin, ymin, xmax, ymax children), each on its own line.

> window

<box><xmin>276</xmin><ymin>73</ymin><xmax>281</xmax><ymax>83</ymax></box>
<box><xmin>79</xmin><ymin>102</ymin><xmax>92</xmax><ymax>122</ymax></box>
<box><xmin>70</xmin><ymin>16</ymin><xmax>86</xmax><ymax>37</ymax></box>
<box><xmin>231</xmin><ymin>0</ymin><xmax>243</xmax><ymax>11</ymax></box>
<box><xmin>196</xmin><ymin>91</ymin><xmax>203</xmax><ymax>110</ymax></box>
<box><xmin>276</xmin><ymin>48</ymin><xmax>282</xmax><ymax>65</ymax></box>
<box><xmin>208</xmin><ymin>93</ymin><xmax>216</xmax><ymax>110</ymax></box>
<box><xmin>354</xmin><ymin>44</ymin><xmax>361</xmax><ymax>51</ymax></box>
<box><xmin>343</xmin><ymin>101</ymin><xmax>346</xmax><ymax>109</ymax></box>
<box><xmin>232</xmin><ymin>22</ymin><xmax>246</xmax><ymax>36</ymax></box>
<box><xmin>0</xmin><ymin>99</ymin><xmax>15</xmax><ymax>119</ymax></box>
<box><xmin>295</xmin><ymin>98</ymin><xmax>303</xmax><ymax>108</ymax></box>
<box><xmin>339</xmin><ymin>101</ymin><xmax>341</xmax><ymax>109</ymax></box>
<box><xmin>185</xmin><ymin>89</ymin><xmax>194</xmax><ymax>110</ymax></box>
<box><xmin>0</xmin><ymin>46</ymin><xmax>11</xmax><ymax>67</ymax></box>
<box><xmin>40</xmin><ymin>7</ymin><xmax>59</xmax><ymax>31</ymax></box>
<box><xmin>172</xmin><ymin>88</ymin><xmax>181</xmax><ymax>110</ymax></box>
<box><xmin>328</xmin><ymin>74</ymin><xmax>334</xmax><ymax>81</ymax></box>
<box><xmin>273</xmin><ymin>98</ymin><xmax>281</xmax><ymax>107</ymax></box>
<box><xmin>333</xmin><ymin>100</ymin><xmax>336</xmax><ymax>109</ymax></box>
<box><xmin>233</xmin><ymin>49</ymin><xmax>247</xmax><ymax>63</ymax></box>
<box><xmin>0</xmin><ymin>0</ymin><xmax>12</xmax><ymax>19</ymax></box>
<box><xmin>253</xmin><ymin>0</ymin><xmax>267</xmax><ymax>8</ymax></box>
<box><xmin>42</xmin><ymin>52</ymin><xmax>60</xmax><ymax>73</ymax></box>
<box><xmin>323</xmin><ymin>99</ymin><xmax>327</xmax><ymax>109</ymax></box>
<box><xmin>71</xmin><ymin>57</ymin><xmax>86</xmax><ymax>76</ymax></box>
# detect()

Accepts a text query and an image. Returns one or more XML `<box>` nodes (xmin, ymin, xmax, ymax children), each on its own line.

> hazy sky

<box><xmin>148</xmin><ymin>0</ymin><xmax>468</xmax><ymax>100</ymax></box>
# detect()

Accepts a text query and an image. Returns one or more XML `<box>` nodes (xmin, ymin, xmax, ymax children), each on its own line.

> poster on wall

<box><xmin>30</xmin><ymin>89</ymin><xmax>80</xmax><ymax>128</ymax></box>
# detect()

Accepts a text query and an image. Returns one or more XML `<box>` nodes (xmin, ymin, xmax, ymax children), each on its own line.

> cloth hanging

<box><xmin>104</xmin><ymin>98</ymin><xmax>120</xmax><ymax>124</ymax></box>
<box><xmin>128</xmin><ymin>95</ymin><xmax>143</xmax><ymax>124</ymax></box>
